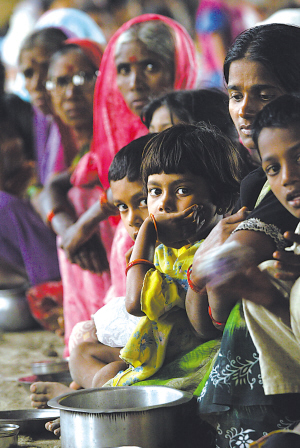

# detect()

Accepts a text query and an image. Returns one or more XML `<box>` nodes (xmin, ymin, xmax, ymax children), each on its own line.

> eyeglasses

<box><xmin>46</xmin><ymin>71</ymin><xmax>98</xmax><ymax>94</ymax></box>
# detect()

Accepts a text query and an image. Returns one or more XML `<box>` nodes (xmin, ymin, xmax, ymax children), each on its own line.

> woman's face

<box><xmin>227</xmin><ymin>58</ymin><xmax>285</xmax><ymax>152</ymax></box>
<box><xmin>148</xmin><ymin>105</ymin><xmax>181</xmax><ymax>133</ymax></box>
<box><xmin>115</xmin><ymin>40</ymin><xmax>174</xmax><ymax>116</ymax></box>
<box><xmin>19</xmin><ymin>46</ymin><xmax>53</xmax><ymax>115</ymax></box>
<box><xmin>48</xmin><ymin>50</ymin><xmax>97</xmax><ymax>130</ymax></box>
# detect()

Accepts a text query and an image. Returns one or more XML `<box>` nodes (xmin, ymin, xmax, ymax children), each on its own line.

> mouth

<box><xmin>286</xmin><ymin>190</ymin><xmax>300</xmax><ymax>208</ymax></box>
<box><xmin>239</xmin><ymin>124</ymin><xmax>253</xmax><ymax>137</ymax></box>
<box><xmin>131</xmin><ymin>98</ymin><xmax>148</xmax><ymax>110</ymax></box>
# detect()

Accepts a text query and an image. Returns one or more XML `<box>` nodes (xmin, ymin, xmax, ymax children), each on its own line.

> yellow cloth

<box><xmin>112</xmin><ymin>241</ymin><xmax>203</xmax><ymax>386</ymax></box>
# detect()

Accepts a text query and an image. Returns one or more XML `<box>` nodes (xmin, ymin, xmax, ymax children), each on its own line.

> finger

<box><xmin>273</xmin><ymin>251</ymin><xmax>300</xmax><ymax>266</ymax></box>
<box><xmin>284</xmin><ymin>231</ymin><xmax>300</xmax><ymax>245</ymax></box>
<box><xmin>274</xmin><ymin>271</ymin><xmax>300</xmax><ymax>281</ymax></box>
<box><xmin>224</xmin><ymin>206</ymin><xmax>249</xmax><ymax>224</ymax></box>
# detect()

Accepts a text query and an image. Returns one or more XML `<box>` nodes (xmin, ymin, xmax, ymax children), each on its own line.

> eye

<box><xmin>259</xmin><ymin>92</ymin><xmax>277</xmax><ymax>102</ymax></box>
<box><xmin>139</xmin><ymin>198</ymin><xmax>147</xmax><ymax>207</ymax></box>
<box><xmin>23</xmin><ymin>68</ymin><xmax>34</xmax><ymax>79</ymax></box>
<box><xmin>116</xmin><ymin>203</ymin><xmax>128</xmax><ymax>212</ymax></box>
<box><xmin>117</xmin><ymin>63</ymin><xmax>131</xmax><ymax>76</ymax></box>
<box><xmin>56</xmin><ymin>76</ymin><xmax>71</xmax><ymax>88</ymax></box>
<box><xmin>229</xmin><ymin>91</ymin><xmax>243</xmax><ymax>101</ymax></box>
<box><xmin>149</xmin><ymin>187</ymin><xmax>161</xmax><ymax>197</ymax></box>
<box><xmin>177</xmin><ymin>187</ymin><xmax>190</xmax><ymax>195</ymax></box>
<box><xmin>264</xmin><ymin>163</ymin><xmax>280</xmax><ymax>176</ymax></box>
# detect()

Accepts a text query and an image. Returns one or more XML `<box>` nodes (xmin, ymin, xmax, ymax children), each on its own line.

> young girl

<box><xmin>108</xmin><ymin>122</ymin><xmax>243</xmax><ymax>387</ymax></box>
<box><xmin>186</xmin><ymin>94</ymin><xmax>300</xmax><ymax>448</ymax></box>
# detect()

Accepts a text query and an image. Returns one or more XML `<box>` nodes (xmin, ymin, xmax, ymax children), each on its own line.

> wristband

<box><xmin>187</xmin><ymin>264</ymin><xmax>203</xmax><ymax>293</ymax></box>
<box><xmin>208</xmin><ymin>305</ymin><xmax>226</xmax><ymax>328</ymax></box>
<box><xmin>149</xmin><ymin>214</ymin><xmax>158</xmax><ymax>240</ymax></box>
<box><xmin>125</xmin><ymin>259</ymin><xmax>156</xmax><ymax>276</ymax></box>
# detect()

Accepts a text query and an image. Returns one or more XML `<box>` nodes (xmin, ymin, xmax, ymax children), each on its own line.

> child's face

<box><xmin>147</xmin><ymin>171</ymin><xmax>220</xmax><ymax>240</ymax></box>
<box><xmin>110</xmin><ymin>178</ymin><xmax>148</xmax><ymax>240</ymax></box>
<box><xmin>259</xmin><ymin>125</ymin><xmax>300</xmax><ymax>219</ymax></box>
<box><xmin>148</xmin><ymin>105</ymin><xmax>180</xmax><ymax>133</ymax></box>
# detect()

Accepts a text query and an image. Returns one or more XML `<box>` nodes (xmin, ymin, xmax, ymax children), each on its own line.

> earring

<box><xmin>217</xmin><ymin>207</ymin><xmax>223</xmax><ymax>215</ymax></box>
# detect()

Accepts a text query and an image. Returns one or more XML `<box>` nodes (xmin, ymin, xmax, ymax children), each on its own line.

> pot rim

<box><xmin>48</xmin><ymin>386</ymin><xmax>193</xmax><ymax>414</ymax></box>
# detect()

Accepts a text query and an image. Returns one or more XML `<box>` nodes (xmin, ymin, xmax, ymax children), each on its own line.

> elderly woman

<box><xmin>37</xmin><ymin>14</ymin><xmax>198</xmax><ymax>355</ymax></box>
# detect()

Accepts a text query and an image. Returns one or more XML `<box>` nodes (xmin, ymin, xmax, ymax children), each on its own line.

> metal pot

<box><xmin>48</xmin><ymin>386</ymin><xmax>196</xmax><ymax>448</ymax></box>
<box><xmin>0</xmin><ymin>283</ymin><xmax>37</xmax><ymax>331</ymax></box>
<box><xmin>0</xmin><ymin>424</ymin><xmax>19</xmax><ymax>448</ymax></box>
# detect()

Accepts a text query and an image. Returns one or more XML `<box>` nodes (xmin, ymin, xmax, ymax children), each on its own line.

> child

<box><xmin>108</xmin><ymin>122</ymin><xmax>243</xmax><ymax>387</ymax></box>
<box><xmin>30</xmin><ymin>134</ymin><xmax>152</xmax><ymax>408</ymax></box>
<box><xmin>187</xmin><ymin>94</ymin><xmax>300</xmax><ymax>447</ymax></box>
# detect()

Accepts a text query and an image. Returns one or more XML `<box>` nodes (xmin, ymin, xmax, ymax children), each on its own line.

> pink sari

<box><xmin>63</xmin><ymin>15</ymin><xmax>198</xmax><ymax>355</ymax></box>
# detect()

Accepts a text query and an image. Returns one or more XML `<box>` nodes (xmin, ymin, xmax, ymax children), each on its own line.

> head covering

<box><xmin>63</xmin><ymin>38</ymin><xmax>104</xmax><ymax>70</ymax></box>
<box><xmin>71</xmin><ymin>13</ymin><xmax>198</xmax><ymax>190</ymax></box>
<box><xmin>258</xmin><ymin>8</ymin><xmax>300</xmax><ymax>27</ymax></box>
<box><xmin>35</xmin><ymin>8</ymin><xmax>106</xmax><ymax>46</ymax></box>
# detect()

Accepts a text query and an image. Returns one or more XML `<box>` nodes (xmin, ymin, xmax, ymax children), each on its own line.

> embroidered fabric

<box><xmin>232</xmin><ymin>218</ymin><xmax>288</xmax><ymax>251</ymax></box>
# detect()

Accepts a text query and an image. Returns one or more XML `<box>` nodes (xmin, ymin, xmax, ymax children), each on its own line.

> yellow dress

<box><xmin>112</xmin><ymin>241</ymin><xmax>203</xmax><ymax>386</ymax></box>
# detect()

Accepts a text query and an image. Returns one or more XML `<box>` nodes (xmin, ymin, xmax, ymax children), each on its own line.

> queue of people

<box><xmin>1</xmin><ymin>3</ymin><xmax>300</xmax><ymax>448</ymax></box>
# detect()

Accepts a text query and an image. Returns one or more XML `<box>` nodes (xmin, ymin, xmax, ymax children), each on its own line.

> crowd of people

<box><xmin>1</xmin><ymin>1</ymin><xmax>300</xmax><ymax>447</ymax></box>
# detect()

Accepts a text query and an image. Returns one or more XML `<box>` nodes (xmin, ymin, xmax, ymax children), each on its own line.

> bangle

<box><xmin>149</xmin><ymin>214</ymin><xmax>158</xmax><ymax>240</ymax></box>
<box><xmin>99</xmin><ymin>190</ymin><xmax>108</xmax><ymax>206</ymax></box>
<box><xmin>187</xmin><ymin>264</ymin><xmax>203</xmax><ymax>293</ymax></box>
<box><xmin>125</xmin><ymin>259</ymin><xmax>156</xmax><ymax>276</ymax></box>
<box><xmin>208</xmin><ymin>305</ymin><xmax>226</xmax><ymax>328</ymax></box>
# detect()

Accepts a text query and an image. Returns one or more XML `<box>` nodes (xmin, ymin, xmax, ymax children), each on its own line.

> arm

<box><xmin>273</xmin><ymin>231</ymin><xmax>300</xmax><ymax>281</ymax></box>
<box><xmin>125</xmin><ymin>216</ymin><xmax>157</xmax><ymax>316</ymax></box>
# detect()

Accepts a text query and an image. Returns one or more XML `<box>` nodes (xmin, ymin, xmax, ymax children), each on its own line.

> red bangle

<box><xmin>187</xmin><ymin>264</ymin><xmax>203</xmax><ymax>293</ymax></box>
<box><xmin>208</xmin><ymin>305</ymin><xmax>226</xmax><ymax>328</ymax></box>
<box><xmin>125</xmin><ymin>259</ymin><xmax>156</xmax><ymax>276</ymax></box>
<box><xmin>149</xmin><ymin>214</ymin><xmax>158</xmax><ymax>240</ymax></box>
<box><xmin>99</xmin><ymin>190</ymin><xmax>108</xmax><ymax>206</ymax></box>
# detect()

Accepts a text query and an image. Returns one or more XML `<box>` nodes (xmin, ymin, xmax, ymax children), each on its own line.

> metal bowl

<box><xmin>48</xmin><ymin>386</ymin><xmax>196</xmax><ymax>448</ymax></box>
<box><xmin>0</xmin><ymin>284</ymin><xmax>38</xmax><ymax>331</ymax></box>
<box><xmin>31</xmin><ymin>359</ymin><xmax>69</xmax><ymax>375</ymax></box>
<box><xmin>0</xmin><ymin>410</ymin><xmax>60</xmax><ymax>435</ymax></box>
<box><xmin>0</xmin><ymin>424</ymin><xmax>19</xmax><ymax>448</ymax></box>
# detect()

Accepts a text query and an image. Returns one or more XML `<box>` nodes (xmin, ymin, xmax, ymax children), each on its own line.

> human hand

<box><xmin>66</xmin><ymin>233</ymin><xmax>109</xmax><ymax>273</ymax></box>
<box><xmin>60</xmin><ymin>220</ymin><xmax>92</xmax><ymax>256</ymax></box>
<box><xmin>191</xmin><ymin>207</ymin><xmax>249</xmax><ymax>288</ymax></box>
<box><xmin>272</xmin><ymin>231</ymin><xmax>300</xmax><ymax>281</ymax></box>
<box><xmin>154</xmin><ymin>204</ymin><xmax>204</xmax><ymax>248</ymax></box>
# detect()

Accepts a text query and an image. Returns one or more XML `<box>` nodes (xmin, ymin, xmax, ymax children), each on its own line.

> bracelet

<box><xmin>187</xmin><ymin>264</ymin><xmax>203</xmax><ymax>293</ymax></box>
<box><xmin>208</xmin><ymin>305</ymin><xmax>226</xmax><ymax>328</ymax></box>
<box><xmin>149</xmin><ymin>214</ymin><xmax>158</xmax><ymax>240</ymax></box>
<box><xmin>125</xmin><ymin>259</ymin><xmax>156</xmax><ymax>276</ymax></box>
<box><xmin>99</xmin><ymin>190</ymin><xmax>108</xmax><ymax>206</ymax></box>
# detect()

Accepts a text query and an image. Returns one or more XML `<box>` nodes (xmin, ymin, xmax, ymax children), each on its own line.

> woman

<box><xmin>39</xmin><ymin>14</ymin><xmax>198</xmax><ymax>353</ymax></box>
<box><xmin>185</xmin><ymin>23</ymin><xmax>300</xmax><ymax>448</ymax></box>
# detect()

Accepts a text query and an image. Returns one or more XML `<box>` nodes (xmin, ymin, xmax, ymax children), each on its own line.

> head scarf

<box><xmin>71</xmin><ymin>13</ymin><xmax>198</xmax><ymax>190</ymax></box>
<box><xmin>63</xmin><ymin>38</ymin><xmax>104</xmax><ymax>70</ymax></box>
<box><xmin>35</xmin><ymin>8</ymin><xmax>106</xmax><ymax>46</ymax></box>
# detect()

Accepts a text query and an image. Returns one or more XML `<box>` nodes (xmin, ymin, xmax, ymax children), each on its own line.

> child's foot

<box><xmin>45</xmin><ymin>418</ymin><xmax>61</xmax><ymax>438</ymax></box>
<box><xmin>30</xmin><ymin>381</ymin><xmax>74</xmax><ymax>408</ymax></box>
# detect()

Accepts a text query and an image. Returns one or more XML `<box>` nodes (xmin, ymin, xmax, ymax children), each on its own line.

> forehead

<box><xmin>228</xmin><ymin>58</ymin><xmax>283</xmax><ymax>90</ymax></box>
<box><xmin>20</xmin><ymin>46</ymin><xmax>53</xmax><ymax>66</ymax></box>
<box><xmin>259</xmin><ymin>125</ymin><xmax>300</xmax><ymax>158</ymax></box>
<box><xmin>115</xmin><ymin>40</ymin><xmax>161</xmax><ymax>64</ymax></box>
<box><xmin>49</xmin><ymin>50</ymin><xmax>94</xmax><ymax>76</ymax></box>
<box><xmin>110</xmin><ymin>178</ymin><xmax>144</xmax><ymax>201</ymax></box>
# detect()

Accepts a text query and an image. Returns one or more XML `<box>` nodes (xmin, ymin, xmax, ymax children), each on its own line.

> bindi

<box><xmin>129</xmin><ymin>56</ymin><xmax>137</xmax><ymax>63</ymax></box>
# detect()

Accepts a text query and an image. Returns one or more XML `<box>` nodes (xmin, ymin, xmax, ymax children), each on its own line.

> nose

<box><xmin>281</xmin><ymin>162</ymin><xmax>298</xmax><ymax>186</ymax></box>
<box><xmin>128</xmin><ymin>68</ymin><xmax>146</xmax><ymax>91</ymax></box>
<box><xmin>128</xmin><ymin>209</ymin><xmax>143</xmax><ymax>228</ymax></box>
<box><xmin>32</xmin><ymin>72</ymin><xmax>46</xmax><ymax>92</ymax></box>
<box><xmin>158</xmin><ymin>193</ymin><xmax>175</xmax><ymax>213</ymax></box>
<box><xmin>238</xmin><ymin>95</ymin><xmax>256</xmax><ymax>118</ymax></box>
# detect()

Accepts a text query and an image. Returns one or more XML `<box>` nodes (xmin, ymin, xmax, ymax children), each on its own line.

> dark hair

<box><xmin>142</xmin><ymin>88</ymin><xmax>258</xmax><ymax>177</ymax></box>
<box><xmin>18</xmin><ymin>27</ymin><xmax>68</xmax><ymax>65</ymax></box>
<box><xmin>141</xmin><ymin>123</ymin><xmax>242</xmax><ymax>212</ymax></box>
<box><xmin>224</xmin><ymin>23</ymin><xmax>300</xmax><ymax>92</ymax></box>
<box><xmin>108</xmin><ymin>133</ymin><xmax>155</xmax><ymax>183</ymax></box>
<box><xmin>252</xmin><ymin>93</ymin><xmax>300</xmax><ymax>149</ymax></box>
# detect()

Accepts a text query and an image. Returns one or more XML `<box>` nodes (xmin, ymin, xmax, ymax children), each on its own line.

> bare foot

<box><xmin>30</xmin><ymin>381</ymin><xmax>74</xmax><ymax>408</ymax></box>
<box><xmin>45</xmin><ymin>418</ymin><xmax>61</xmax><ymax>438</ymax></box>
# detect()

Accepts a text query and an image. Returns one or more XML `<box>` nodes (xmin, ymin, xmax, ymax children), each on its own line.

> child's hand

<box><xmin>273</xmin><ymin>231</ymin><xmax>300</xmax><ymax>281</ymax></box>
<box><xmin>154</xmin><ymin>205</ymin><xmax>204</xmax><ymax>248</ymax></box>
